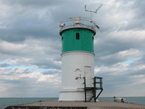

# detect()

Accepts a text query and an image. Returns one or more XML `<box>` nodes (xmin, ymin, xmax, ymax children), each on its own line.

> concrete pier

<box><xmin>5</xmin><ymin>100</ymin><xmax>145</xmax><ymax>109</ymax></box>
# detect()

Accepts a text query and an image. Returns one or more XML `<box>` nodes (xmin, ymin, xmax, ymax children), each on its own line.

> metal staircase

<box><xmin>83</xmin><ymin>77</ymin><xmax>103</xmax><ymax>102</ymax></box>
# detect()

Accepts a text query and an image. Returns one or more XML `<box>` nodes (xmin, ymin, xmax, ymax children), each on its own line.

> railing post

<box><xmin>84</xmin><ymin>77</ymin><xmax>86</xmax><ymax>102</ymax></box>
<box><xmin>94</xmin><ymin>77</ymin><xmax>96</xmax><ymax>102</ymax></box>
<box><xmin>100</xmin><ymin>78</ymin><xmax>102</xmax><ymax>89</ymax></box>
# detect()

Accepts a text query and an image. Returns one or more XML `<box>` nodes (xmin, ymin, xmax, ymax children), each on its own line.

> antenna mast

<box><xmin>85</xmin><ymin>4</ymin><xmax>103</xmax><ymax>20</ymax></box>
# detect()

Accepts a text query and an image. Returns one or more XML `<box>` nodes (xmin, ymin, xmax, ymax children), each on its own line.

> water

<box><xmin>0</xmin><ymin>97</ymin><xmax>145</xmax><ymax>109</ymax></box>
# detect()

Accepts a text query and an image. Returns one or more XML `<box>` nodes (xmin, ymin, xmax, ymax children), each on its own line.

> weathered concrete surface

<box><xmin>18</xmin><ymin>100</ymin><xmax>145</xmax><ymax>109</ymax></box>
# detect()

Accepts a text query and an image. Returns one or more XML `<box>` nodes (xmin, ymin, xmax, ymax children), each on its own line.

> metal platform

<box><xmin>83</xmin><ymin>76</ymin><xmax>103</xmax><ymax>102</ymax></box>
<box><xmin>59</xmin><ymin>17</ymin><xmax>99</xmax><ymax>36</ymax></box>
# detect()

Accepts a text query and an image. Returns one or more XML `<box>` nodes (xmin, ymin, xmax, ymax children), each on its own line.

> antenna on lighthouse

<box><xmin>85</xmin><ymin>4</ymin><xmax>103</xmax><ymax>20</ymax></box>
<box><xmin>95</xmin><ymin>4</ymin><xmax>103</xmax><ymax>13</ymax></box>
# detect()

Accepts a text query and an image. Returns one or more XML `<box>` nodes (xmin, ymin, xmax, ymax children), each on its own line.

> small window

<box><xmin>62</xmin><ymin>37</ymin><xmax>63</xmax><ymax>40</ymax></box>
<box><xmin>92</xmin><ymin>37</ymin><xmax>94</xmax><ymax>40</ymax></box>
<box><xmin>76</xmin><ymin>33</ymin><xmax>79</xmax><ymax>40</ymax></box>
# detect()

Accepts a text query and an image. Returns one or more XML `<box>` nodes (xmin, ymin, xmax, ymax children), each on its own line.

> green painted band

<box><xmin>61</xmin><ymin>28</ymin><xmax>94</xmax><ymax>53</ymax></box>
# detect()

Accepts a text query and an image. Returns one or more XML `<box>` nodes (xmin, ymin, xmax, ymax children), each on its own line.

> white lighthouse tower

<box><xmin>59</xmin><ymin>5</ymin><xmax>103</xmax><ymax>102</ymax></box>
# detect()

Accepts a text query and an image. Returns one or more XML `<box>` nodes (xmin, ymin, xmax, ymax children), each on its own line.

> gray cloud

<box><xmin>42</xmin><ymin>70</ymin><xmax>60</xmax><ymax>75</ymax></box>
<box><xmin>4</xmin><ymin>0</ymin><xmax>67</xmax><ymax>6</ymax></box>
<box><xmin>0</xmin><ymin>63</ymin><xmax>11</xmax><ymax>67</ymax></box>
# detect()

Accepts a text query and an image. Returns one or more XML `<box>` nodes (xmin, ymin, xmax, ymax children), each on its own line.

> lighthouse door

<box><xmin>84</xmin><ymin>66</ymin><xmax>91</xmax><ymax>87</ymax></box>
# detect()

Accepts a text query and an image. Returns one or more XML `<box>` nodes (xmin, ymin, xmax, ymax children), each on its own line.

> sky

<box><xmin>0</xmin><ymin>0</ymin><xmax>145</xmax><ymax>98</ymax></box>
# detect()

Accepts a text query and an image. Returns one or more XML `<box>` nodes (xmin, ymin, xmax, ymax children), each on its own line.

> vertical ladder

<box><xmin>94</xmin><ymin>77</ymin><xmax>103</xmax><ymax>102</ymax></box>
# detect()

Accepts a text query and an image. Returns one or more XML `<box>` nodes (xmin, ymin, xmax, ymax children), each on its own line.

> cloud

<box><xmin>1</xmin><ymin>0</ymin><xmax>65</xmax><ymax>7</ymax></box>
<box><xmin>95</xmin><ymin>62</ymin><xmax>145</xmax><ymax>97</ymax></box>
<box><xmin>42</xmin><ymin>69</ymin><xmax>61</xmax><ymax>75</ymax></box>
<box><xmin>0</xmin><ymin>84</ymin><xmax>7</xmax><ymax>92</ymax></box>
<box><xmin>0</xmin><ymin>41</ymin><xmax>27</xmax><ymax>55</ymax></box>
<box><xmin>0</xmin><ymin>68</ymin><xmax>61</xmax><ymax>97</ymax></box>
<box><xmin>0</xmin><ymin>63</ymin><xmax>11</xmax><ymax>67</ymax></box>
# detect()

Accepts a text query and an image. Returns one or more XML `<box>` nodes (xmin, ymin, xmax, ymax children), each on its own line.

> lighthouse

<box><xmin>58</xmin><ymin>16</ymin><xmax>103</xmax><ymax>102</ymax></box>
<box><xmin>58</xmin><ymin>4</ymin><xmax>103</xmax><ymax>101</ymax></box>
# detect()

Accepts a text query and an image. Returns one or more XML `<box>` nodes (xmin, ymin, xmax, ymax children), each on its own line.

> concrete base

<box><xmin>59</xmin><ymin>88</ymin><xmax>93</xmax><ymax>101</ymax></box>
<box><xmin>59</xmin><ymin>91</ymin><xmax>85</xmax><ymax>101</ymax></box>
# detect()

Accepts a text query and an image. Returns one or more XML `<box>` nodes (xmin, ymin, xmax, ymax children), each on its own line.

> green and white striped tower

<box><xmin>59</xmin><ymin>17</ymin><xmax>99</xmax><ymax>101</ymax></box>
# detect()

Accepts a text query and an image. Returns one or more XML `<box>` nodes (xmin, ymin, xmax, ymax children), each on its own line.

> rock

<box><xmin>129</xmin><ymin>102</ymin><xmax>135</xmax><ymax>104</ymax></box>
<box><xmin>38</xmin><ymin>100</ymin><xmax>45</xmax><ymax>102</ymax></box>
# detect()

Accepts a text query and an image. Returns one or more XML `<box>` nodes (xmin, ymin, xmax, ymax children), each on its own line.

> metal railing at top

<box><xmin>59</xmin><ymin>17</ymin><xmax>98</xmax><ymax>33</ymax></box>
